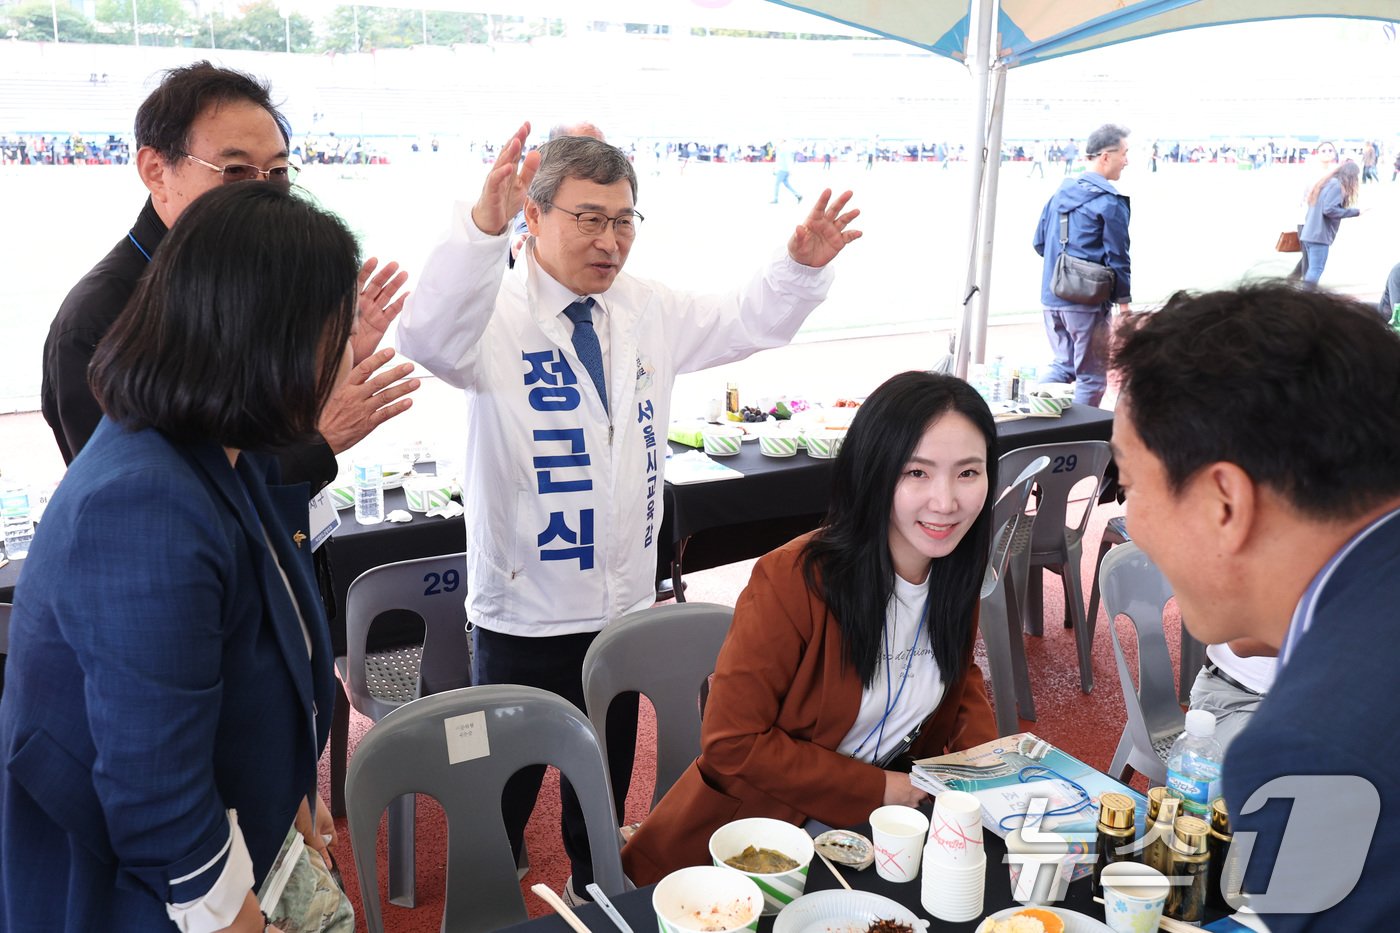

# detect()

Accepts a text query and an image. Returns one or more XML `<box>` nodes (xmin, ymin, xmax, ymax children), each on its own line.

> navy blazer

<box><xmin>0</xmin><ymin>418</ymin><xmax>335</xmax><ymax>932</ymax></box>
<box><xmin>1223</xmin><ymin>508</ymin><xmax>1400</xmax><ymax>930</ymax></box>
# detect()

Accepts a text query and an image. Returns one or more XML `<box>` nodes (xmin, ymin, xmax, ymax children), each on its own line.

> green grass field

<box><xmin>4</xmin><ymin>152</ymin><xmax>1394</xmax><ymax>406</ymax></box>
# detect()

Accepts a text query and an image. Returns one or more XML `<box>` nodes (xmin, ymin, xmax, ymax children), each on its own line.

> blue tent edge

<box><xmin>763</xmin><ymin>0</ymin><xmax>1399</xmax><ymax>69</ymax></box>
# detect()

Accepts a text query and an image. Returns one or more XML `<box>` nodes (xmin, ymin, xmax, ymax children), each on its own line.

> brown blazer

<box><xmin>622</xmin><ymin>534</ymin><xmax>998</xmax><ymax>884</ymax></box>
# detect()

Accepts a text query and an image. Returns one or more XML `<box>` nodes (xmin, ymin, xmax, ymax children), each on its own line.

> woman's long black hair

<box><xmin>800</xmin><ymin>372</ymin><xmax>997</xmax><ymax>687</ymax></box>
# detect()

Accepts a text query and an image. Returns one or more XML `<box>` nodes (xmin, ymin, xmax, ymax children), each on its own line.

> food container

<box><xmin>403</xmin><ymin>476</ymin><xmax>454</xmax><ymax>513</ymax></box>
<box><xmin>805</xmin><ymin>431</ymin><xmax>846</xmax><ymax>459</ymax></box>
<box><xmin>759</xmin><ymin>435</ymin><xmax>798</xmax><ymax>458</ymax></box>
<box><xmin>702</xmin><ymin>427</ymin><xmax>743</xmax><ymax>457</ymax></box>
<box><xmin>708</xmin><ymin>818</ymin><xmax>814</xmax><ymax>916</ymax></box>
<box><xmin>653</xmin><ymin>865</ymin><xmax>763</xmax><ymax>933</ymax></box>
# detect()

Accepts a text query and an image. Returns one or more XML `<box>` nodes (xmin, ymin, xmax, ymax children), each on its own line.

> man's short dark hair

<box><xmin>134</xmin><ymin>61</ymin><xmax>290</xmax><ymax>162</ymax></box>
<box><xmin>1113</xmin><ymin>282</ymin><xmax>1400</xmax><ymax>521</ymax></box>
<box><xmin>527</xmin><ymin>136</ymin><xmax>638</xmax><ymax>209</ymax></box>
<box><xmin>1087</xmin><ymin>123</ymin><xmax>1129</xmax><ymax>158</ymax></box>
<box><xmin>90</xmin><ymin>184</ymin><xmax>358</xmax><ymax>451</ymax></box>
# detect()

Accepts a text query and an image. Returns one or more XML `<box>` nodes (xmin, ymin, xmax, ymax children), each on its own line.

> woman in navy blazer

<box><xmin>0</xmin><ymin>184</ymin><xmax>356</xmax><ymax>932</ymax></box>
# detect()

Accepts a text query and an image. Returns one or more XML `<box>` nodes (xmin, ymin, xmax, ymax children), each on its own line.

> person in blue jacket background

<box><xmin>0</xmin><ymin>183</ymin><xmax>352</xmax><ymax>933</ymax></box>
<box><xmin>1033</xmin><ymin>123</ymin><xmax>1133</xmax><ymax>407</ymax></box>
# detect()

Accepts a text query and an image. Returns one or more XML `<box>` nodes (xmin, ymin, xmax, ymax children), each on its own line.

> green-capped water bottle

<box><xmin>1390</xmin><ymin>303</ymin><xmax>1400</xmax><ymax>333</ymax></box>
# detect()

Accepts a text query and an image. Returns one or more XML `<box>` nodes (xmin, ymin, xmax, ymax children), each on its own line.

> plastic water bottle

<box><xmin>0</xmin><ymin>477</ymin><xmax>35</xmax><ymax>560</ymax></box>
<box><xmin>353</xmin><ymin>461</ymin><xmax>384</xmax><ymax>526</ymax></box>
<box><xmin>1166</xmin><ymin>709</ymin><xmax>1225</xmax><ymax>819</ymax></box>
<box><xmin>989</xmin><ymin>356</ymin><xmax>1005</xmax><ymax>402</ymax></box>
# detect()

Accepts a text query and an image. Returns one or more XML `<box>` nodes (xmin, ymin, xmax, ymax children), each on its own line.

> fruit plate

<box><xmin>773</xmin><ymin>890</ymin><xmax>927</xmax><ymax>933</ymax></box>
<box><xmin>978</xmin><ymin>905</ymin><xmax>1113</xmax><ymax>933</ymax></box>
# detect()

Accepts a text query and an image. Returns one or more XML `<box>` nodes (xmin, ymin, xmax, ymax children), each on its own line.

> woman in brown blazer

<box><xmin>623</xmin><ymin>372</ymin><xmax>1000</xmax><ymax>883</ymax></box>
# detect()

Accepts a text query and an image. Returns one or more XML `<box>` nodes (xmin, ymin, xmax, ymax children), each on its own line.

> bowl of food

<box><xmin>709</xmin><ymin>817</ymin><xmax>815</xmax><ymax>916</ymax></box>
<box><xmin>703</xmin><ymin>426</ymin><xmax>744</xmax><ymax>457</ymax></box>
<box><xmin>805</xmin><ymin>429</ymin><xmax>847</xmax><ymax>460</ymax></box>
<box><xmin>977</xmin><ymin>906</ymin><xmax>1110</xmax><ymax>933</ymax></box>
<box><xmin>403</xmin><ymin>476</ymin><xmax>455</xmax><ymax>513</ymax></box>
<box><xmin>759</xmin><ymin>435</ymin><xmax>799</xmax><ymax>458</ymax></box>
<box><xmin>653</xmin><ymin>865</ymin><xmax>763</xmax><ymax>933</ymax></box>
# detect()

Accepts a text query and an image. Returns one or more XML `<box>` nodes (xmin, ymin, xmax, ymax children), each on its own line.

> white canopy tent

<box><xmin>764</xmin><ymin>0</ymin><xmax>1398</xmax><ymax>376</ymax></box>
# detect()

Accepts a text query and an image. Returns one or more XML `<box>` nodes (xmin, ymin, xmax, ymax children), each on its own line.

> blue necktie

<box><xmin>564</xmin><ymin>297</ymin><xmax>608</xmax><ymax>415</ymax></box>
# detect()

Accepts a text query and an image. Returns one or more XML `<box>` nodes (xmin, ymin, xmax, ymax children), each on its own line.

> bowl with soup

<box><xmin>653</xmin><ymin>865</ymin><xmax>763</xmax><ymax>933</ymax></box>
<box><xmin>708</xmin><ymin>817</ymin><xmax>815</xmax><ymax>915</ymax></box>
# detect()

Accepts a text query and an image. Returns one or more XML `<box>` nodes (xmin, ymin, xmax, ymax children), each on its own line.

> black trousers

<box><xmin>471</xmin><ymin>626</ymin><xmax>639</xmax><ymax>887</ymax></box>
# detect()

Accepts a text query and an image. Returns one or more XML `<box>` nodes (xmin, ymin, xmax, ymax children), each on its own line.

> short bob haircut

<box><xmin>135</xmin><ymin>61</ymin><xmax>290</xmax><ymax>163</ymax></box>
<box><xmin>527</xmin><ymin>135</ymin><xmax>639</xmax><ymax>209</ymax></box>
<box><xmin>1113</xmin><ymin>281</ymin><xmax>1400</xmax><ymax>522</ymax></box>
<box><xmin>91</xmin><ymin>183</ymin><xmax>359</xmax><ymax>451</ymax></box>
<box><xmin>801</xmin><ymin>371</ymin><xmax>998</xmax><ymax>687</ymax></box>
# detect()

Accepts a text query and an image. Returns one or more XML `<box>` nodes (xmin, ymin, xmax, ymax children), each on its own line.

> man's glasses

<box><xmin>184</xmin><ymin>154</ymin><xmax>299</xmax><ymax>186</ymax></box>
<box><xmin>546</xmin><ymin>205</ymin><xmax>644</xmax><ymax>238</ymax></box>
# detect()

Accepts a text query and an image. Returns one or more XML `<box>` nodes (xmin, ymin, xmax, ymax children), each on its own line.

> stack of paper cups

<box><xmin>920</xmin><ymin>790</ymin><xmax>986</xmax><ymax>922</ymax></box>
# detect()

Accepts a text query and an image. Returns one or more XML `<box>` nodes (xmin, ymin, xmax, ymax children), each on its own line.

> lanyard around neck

<box><xmin>852</xmin><ymin>587</ymin><xmax>933</xmax><ymax>763</ymax></box>
<box><xmin>127</xmin><ymin>231</ymin><xmax>152</xmax><ymax>263</ymax></box>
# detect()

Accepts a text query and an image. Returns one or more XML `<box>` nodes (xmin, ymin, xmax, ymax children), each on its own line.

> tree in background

<box><xmin>2</xmin><ymin>1</ymin><xmax>101</xmax><ymax>42</ymax></box>
<box><xmin>320</xmin><ymin>6</ymin><xmax>499</xmax><ymax>52</ymax></box>
<box><xmin>210</xmin><ymin>1</ymin><xmax>315</xmax><ymax>53</ymax></box>
<box><xmin>93</xmin><ymin>0</ymin><xmax>192</xmax><ymax>46</ymax></box>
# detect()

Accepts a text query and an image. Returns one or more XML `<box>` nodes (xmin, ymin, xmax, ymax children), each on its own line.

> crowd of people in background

<box><xmin>0</xmin><ymin>133</ymin><xmax>129</xmax><ymax>165</ymax></box>
<box><xmin>1</xmin><ymin>131</ymin><xmax>1392</xmax><ymax>174</ymax></box>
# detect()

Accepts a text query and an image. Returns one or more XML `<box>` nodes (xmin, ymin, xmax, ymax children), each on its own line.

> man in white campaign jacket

<box><xmin>396</xmin><ymin>122</ymin><xmax>862</xmax><ymax>900</ymax></box>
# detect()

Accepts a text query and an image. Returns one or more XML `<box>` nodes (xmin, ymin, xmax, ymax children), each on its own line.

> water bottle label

<box><xmin>1167</xmin><ymin>770</ymin><xmax>1220</xmax><ymax>816</ymax></box>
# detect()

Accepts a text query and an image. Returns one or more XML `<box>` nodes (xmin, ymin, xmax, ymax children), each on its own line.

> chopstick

<box><xmin>1091</xmin><ymin>896</ymin><xmax>1199</xmax><ymax>933</ymax></box>
<box><xmin>816</xmin><ymin>850</ymin><xmax>854</xmax><ymax>892</ymax></box>
<box><xmin>532</xmin><ymin>883</ymin><xmax>593</xmax><ymax>933</ymax></box>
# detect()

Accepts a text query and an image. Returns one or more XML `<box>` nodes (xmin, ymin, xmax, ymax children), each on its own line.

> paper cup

<box><xmin>869</xmin><ymin>805</ymin><xmax>929</xmax><ymax>883</ymax></box>
<box><xmin>702</xmin><ymin>429</ymin><xmax>742</xmax><ymax>457</ymax></box>
<box><xmin>1005</xmin><ymin>828</ymin><xmax>1072</xmax><ymax>906</ymax></box>
<box><xmin>653</xmin><ymin>866</ymin><xmax>762</xmax><ymax>933</ymax></box>
<box><xmin>920</xmin><ymin>852</ymin><xmax>985</xmax><ymax>922</ymax></box>
<box><xmin>708</xmin><ymin>817</ymin><xmax>813</xmax><ymax>916</ymax></box>
<box><xmin>758</xmin><ymin>435</ymin><xmax>798</xmax><ymax>458</ymax></box>
<box><xmin>926</xmin><ymin>790</ymin><xmax>985</xmax><ymax>867</ymax></box>
<box><xmin>1101</xmin><ymin>862</ymin><xmax>1170</xmax><ymax>933</ymax></box>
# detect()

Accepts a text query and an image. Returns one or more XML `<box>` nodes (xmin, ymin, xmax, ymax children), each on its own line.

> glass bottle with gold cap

<box><xmin>1144</xmin><ymin>785</ymin><xmax>1180</xmax><ymax>878</ymax></box>
<box><xmin>1094</xmin><ymin>792</ymin><xmax>1138</xmax><ymax>897</ymax></box>
<box><xmin>1207</xmin><ymin>797</ymin><xmax>1235</xmax><ymax>911</ymax></box>
<box><xmin>1166</xmin><ymin>814</ymin><xmax>1211</xmax><ymax>924</ymax></box>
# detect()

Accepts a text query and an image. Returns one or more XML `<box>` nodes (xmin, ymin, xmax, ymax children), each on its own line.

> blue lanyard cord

<box><xmin>852</xmin><ymin>588</ymin><xmax>933</xmax><ymax>762</ymax></box>
<box><xmin>995</xmin><ymin>765</ymin><xmax>1095</xmax><ymax>832</ymax></box>
<box><xmin>127</xmin><ymin>231</ymin><xmax>152</xmax><ymax>263</ymax></box>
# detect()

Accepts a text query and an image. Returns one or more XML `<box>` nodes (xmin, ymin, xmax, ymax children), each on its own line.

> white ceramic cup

<box><xmin>925</xmin><ymin>790</ymin><xmax>985</xmax><ymax>867</ymax></box>
<box><xmin>1101</xmin><ymin>862</ymin><xmax>1170</xmax><ymax>933</ymax></box>
<box><xmin>1004</xmin><ymin>827</ymin><xmax>1071</xmax><ymax>906</ymax></box>
<box><xmin>869</xmin><ymin>805</ymin><xmax>929</xmax><ymax>883</ymax></box>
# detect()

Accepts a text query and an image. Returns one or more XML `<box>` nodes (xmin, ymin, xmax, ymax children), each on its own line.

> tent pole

<box><xmin>972</xmin><ymin>63</ymin><xmax>1008</xmax><ymax>366</ymax></box>
<box><xmin>954</xmin><ymin>0</ymin><xmax>997</xmax><ymax>379</ymax></box>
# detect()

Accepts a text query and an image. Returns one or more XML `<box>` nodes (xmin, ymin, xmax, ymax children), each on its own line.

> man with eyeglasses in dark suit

<box><xmin>41</xmin><ymin>60</ymin><xmax>418</xmax><ymax>471</ymax></box>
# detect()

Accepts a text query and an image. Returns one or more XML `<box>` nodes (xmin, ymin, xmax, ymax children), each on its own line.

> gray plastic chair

<box><xmin>998</xmin><ymin>440</ymin><xmax>1114</xmax><ymax>693</ymax></box>
<box><xmin>979</xmin><ymin>456</ymin><xmax>1051</xmax><ymax>737</ymax></box>
<box><xmin>1087</xmin><ymin>516</ymin><xmax>1206</xmax><ymax>705</ymax></box>
<box><xmin>1086</xmin><ymin>514</ymin><xmax>1129</xmax><ymax>628</ymax></box>
<box><xmin>582</xmin><ymin>602</ymin><xmax>733</xmax><ymax>810</ymax></box>
<box><xmin>345</xmin><ymin>685</ymin><xmax>627</xmax><ymax>933</ymax></box>
<box><xmin>1099</xmin><ymin>542</ymin><xmax>1184</xmax><ymax>786</ymax></box>
<box><xmin>339</xmin><ymin>552</ymin><xmax>472</xmax><ymax>908</ymax></box>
